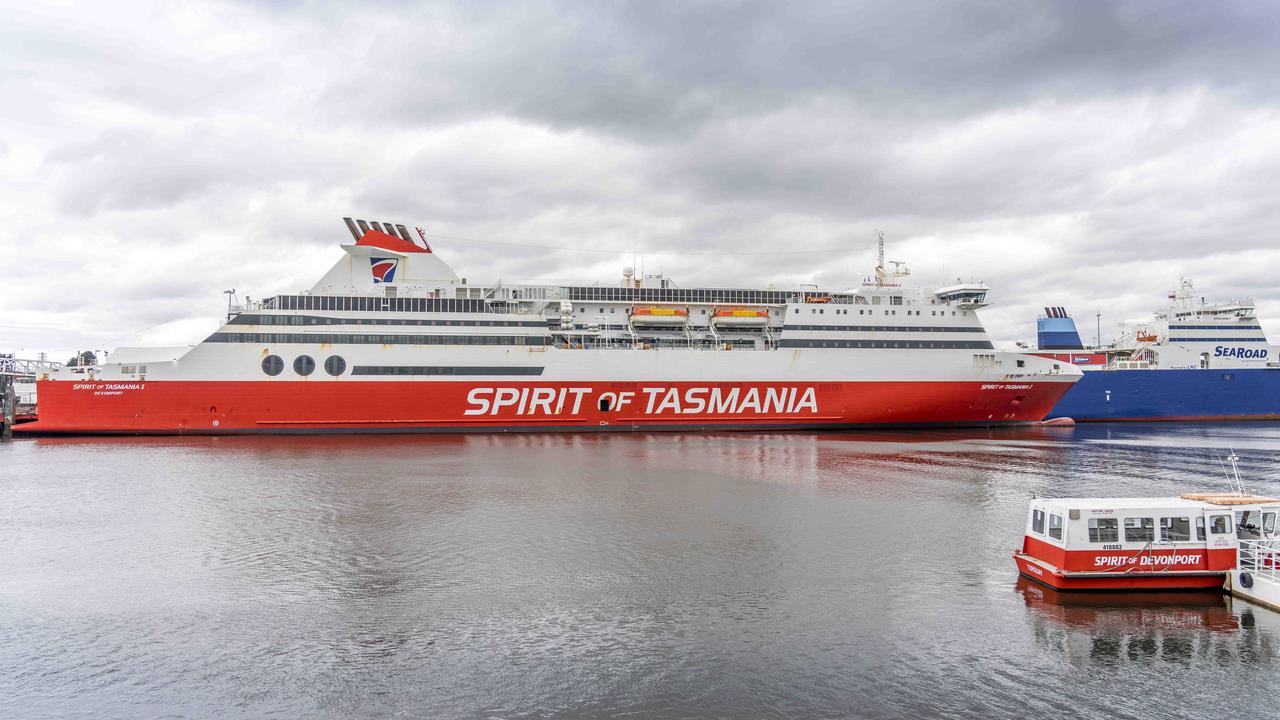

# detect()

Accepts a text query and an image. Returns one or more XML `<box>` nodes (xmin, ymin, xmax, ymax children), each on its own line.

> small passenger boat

<box><xmin>1014</xmin><ymin>462</ymin><xmax>1280</xmax><ymax>591</ymax></box>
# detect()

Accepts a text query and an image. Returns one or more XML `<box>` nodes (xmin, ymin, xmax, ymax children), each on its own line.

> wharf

<box><xmin>1</xmin><ymin>355</ymin><xmax>56</xmax><ymax>440</ymax></box>
<box><xmin>1227</xmin><ymin>541</ymin><xmax>1280</xmax><ymax>613</ymax></box>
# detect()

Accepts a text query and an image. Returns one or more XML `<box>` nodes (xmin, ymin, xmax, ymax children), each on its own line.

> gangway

<box><xmin>1</xmin><ymin>355</ymin><xmax>62</xmax><ymax>439</ymax></box>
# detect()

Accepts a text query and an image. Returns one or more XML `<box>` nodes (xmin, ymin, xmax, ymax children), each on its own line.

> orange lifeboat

<box><xmin>804</xmin><ymin>295</ymin><xmax>832</xmax><ymax>304</ymax></box>
<box><xmin>630</xmin><ymin>305</ymin><xmax>689</xmax><ymax>326</ymax></box>
<box><xmin>712</xmin><ymin>307</ymin><xmax>770</xmax><ymax>327</ymax></box>
<box><xmin>1137</xmin><ymin>331</ymin><xmax>1159</xmax><ymax>343</ymax></box>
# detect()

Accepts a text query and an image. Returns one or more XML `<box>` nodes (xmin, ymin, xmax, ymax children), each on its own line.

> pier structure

<box><xmin>0</xmin><ymin>355</ymin><xmax>61</xmax><ymax>439</ymax></box>
<box><xmin>1228</xmin><ymin>540</ymin><xmax>1280</xmax><ymax>613</ymax></box>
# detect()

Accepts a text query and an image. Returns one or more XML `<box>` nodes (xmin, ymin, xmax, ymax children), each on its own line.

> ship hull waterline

<box><xmin>1046</xmin><ymin>368</ymin><xmax>1280</xmax><ymax>422</ymax></box>
<box><xmin>1014</xmin><ymin>553</ymin><xmax>1228</xmax><ymax>592</ymax></box>
<box><xmin>19</xmin><ymin>378</ymin><xmax>1076</xmax><ymax>435</ymax></box>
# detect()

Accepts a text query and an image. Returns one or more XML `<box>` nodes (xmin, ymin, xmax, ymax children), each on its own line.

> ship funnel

<box><xmin>343</xmin><ymin>217</ymin><xmax>362</xmax><ymax>242</ymax></box>
<box><xmin>1037</xmin><ymin>308</ymin><xmax>1085</xmax><ymax>350</ymax></box>
<box><xmin>342</xmin><ymin>218</ymin><xmax>434</xmax><ymax>253</ymax></box>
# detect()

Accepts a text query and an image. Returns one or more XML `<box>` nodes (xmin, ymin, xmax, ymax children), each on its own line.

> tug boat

<box><xmin>1015</xmin><ymin>461</ymin><xmax>1280</xmax><ymax>591</ymax></box>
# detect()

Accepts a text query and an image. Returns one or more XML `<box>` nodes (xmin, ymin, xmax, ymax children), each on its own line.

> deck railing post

<box><xmin>1</xmin><ymin>374</ymin><xmax>14</xmax><ymax>441</ymax></box>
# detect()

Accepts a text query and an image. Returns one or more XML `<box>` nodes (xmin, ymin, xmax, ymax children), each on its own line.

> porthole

<box><xmin>261</xmin><ymin>355</ymin><xmax>284</xmax><ymax>376</ymax></box>
<box><xmin>293</xmin><ymin>355</ymin><xmax>316</xmax><ymax>376</ymax></box>
<box><xmin>324</xmin><ymin>355</ymin><xmax>347</xmax><ymax>376</ymax></box>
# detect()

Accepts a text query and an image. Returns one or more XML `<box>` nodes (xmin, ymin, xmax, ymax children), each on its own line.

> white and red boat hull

<box><xmin>23</xmin><ymin>374</ymin><xmax>1075</xmax><ymax>434</ymax></box>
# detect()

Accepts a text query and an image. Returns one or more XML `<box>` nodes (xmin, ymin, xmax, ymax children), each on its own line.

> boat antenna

<box><xmin>1215</xmin><ymin>450</ymin><xmax>1247</xmax><ymax>495</ymax></box>
<box><xmin>223</xmin><ymin>288</ymin><xmax>237</xmax><ymax>321</ymax></box>
<box><xmin>1228</xmin><ymin>450</ymin><xmax>1246</xmax><ymax>495</ymax></box>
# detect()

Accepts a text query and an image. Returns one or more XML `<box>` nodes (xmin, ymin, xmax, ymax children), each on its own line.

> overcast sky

<box><xmin>4</xmin><ymin>0</ymin><xmax>1280</xmax><ymax>359</ymax></box>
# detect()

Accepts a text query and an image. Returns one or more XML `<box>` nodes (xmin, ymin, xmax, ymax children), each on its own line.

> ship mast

<box><xmin>874</xmin><ymin>230</ymin><xmax>887</xmax><ymax>286</ymax></box>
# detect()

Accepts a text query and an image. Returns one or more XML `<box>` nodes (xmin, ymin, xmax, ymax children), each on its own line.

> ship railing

<box><xmin>0</xmin><ymin>356</ymin><xmax>65</xmax><ymax>377</ymax></box>
<box><xmin>1238</xmin><ymin>539</ymin><xmax>1280</xmax><ymax>584</ymax></box>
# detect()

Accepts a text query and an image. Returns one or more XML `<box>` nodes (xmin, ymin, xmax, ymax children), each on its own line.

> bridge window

<box><xmin>1196</xmin><ymin>516</ymin><xmax>1206</xmax><ymax>541</ymax></box>
<box><xmin>1160</xmin><ymin>516</ymin><xmax>1191</xmax><ymax>542</ymax></box>
<box><xmin>1124</xmin><ymin>517</ymin><xmax>1155</xmax><ymax>542</ymax></box>
<box><xmin>1266</xmin><ymin>512</ymin><xmax>1277</xmax><ymax>535</ymax></box>
<box><xmin>1048</xmin><ymin>514</ymin><xmax>1063</xmax><ymax>540</ymax></box>
<box><xmin>1031</xmin><ymin>509</ymin><xmax>1045</xmax><ymax>535</ymax></box>
<box><xmin>1088</xmin><ymin>518</ymin><xmax>1118</xmax><ymax>543</ymax></box>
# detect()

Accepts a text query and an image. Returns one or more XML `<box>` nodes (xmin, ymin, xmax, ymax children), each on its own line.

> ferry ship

<box><xmin>1033</xmin><ymin>280</ymin><xmax>1280</xmax><ymax>421</ymax></box>
<box><xmin>18</xmin><ymin>220</ymin><xmax>1080</xmax><ymax>435</ymax></box>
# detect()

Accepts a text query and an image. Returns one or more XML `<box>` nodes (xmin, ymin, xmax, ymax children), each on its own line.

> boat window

<box><xmin>293</xmin><ymin>355</ymin><xmax>316</xmax><ymax>377</ymax></box>
<box><xmin>1088</xmin><ymin>518</ymin><xmax>1118</xmax><ymax>543</ymax></box>
<box><xmin>1124</xmin><ymin>517</ymin><xmax>1155</xmax><ymax>542</ymax></box>
<box><xmin>1209</xmin><ymin>515</ymin><xmax>1232</xmax><ymax>534</ymax></box>
<box><xmin>1048</xmin><ymin>514</ymin><xmax>1063</xmax><ymax>540</ymax></box>
<box><xmin>1237</xmin><ymin>510</ymin><xmax>1261</xmax><ymax>539</ymax></box>
<box><xmin>1196</xmin><ymin>516</ymin><xmax>1206</xmax><ymax>541</ymax></box>
<box><xmin>324</xmin><ymin>355</ymin><xmax>347</xmax><ymax>376</ymax></box>
<box><xmin>261</xmin><ymin>355</ymin><xmax>284</xmax><ymax>376</ymax></box>
<box><xmin>1160</xmin><ymin>516</ymin><xmax>1191</xmax><ymax>542</ymax></box>
<box><xmin>1031</xmin><ymin>509</ymin><xmax>1045</xmax><ymax>535</ymax></box>
<box><xmin>1266</xmin><ymin>512</ymin><xmax>1277</xmax><ymax>535</ymax></box>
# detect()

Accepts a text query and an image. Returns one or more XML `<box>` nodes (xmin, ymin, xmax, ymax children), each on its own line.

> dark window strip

<box><xmin>777</xmin><ymin>339</ymin><xmax>994</xmax><ymax>350</ymax></box>
<box><xmin>1167</xmin><ymin>337</ymin><xmax>1267</xmax><ymax>342</ymax></box>
<box><xmin>564</xmin><ymin>286</ymin><xmax>796</xmax><ymax>304</ymax></box>
<box><xmin>351</xmin><ymin>366</ymin><xmax>544</xmax><ymax>376</ymax></box>
<box><xmin>1167</xmin><ymin>325</ymin><xmax>1262</xmax><ymax>330</ymax></box>
<box><xmin>230</xmin><ymin>314</ymin><xmax>545</xmax><ymax>328</ymax></box>
<box><xmin>264</xmin><ymin>295</ymin><xmax>494</xmax><ymax>314</ymax></box>
<box><xmin>206</xmin><ymin>332</ymin><xmax>549</xmax><ymax>346</ymax></box>
<box><xmin>782</xmin><ymin>324</ymin><xmax>986</xmax><ymax>333</ymax></box>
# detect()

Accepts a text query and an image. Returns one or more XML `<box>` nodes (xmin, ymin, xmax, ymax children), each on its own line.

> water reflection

<box><xmin>8</xmin><ymin>426</ymin><xmax>1280</xmax><ymax>717</ymax></box>
<box><xmin>1016</xmin><ymin>576</ymin><xmax>1280</xmax><ymax>667</ymax></box>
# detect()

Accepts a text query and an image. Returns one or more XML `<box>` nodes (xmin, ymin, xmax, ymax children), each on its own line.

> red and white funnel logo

<box><xmin>370</xmin><ymin>257</ymin><xmax>398</xmax><ymax>283</ymax></box>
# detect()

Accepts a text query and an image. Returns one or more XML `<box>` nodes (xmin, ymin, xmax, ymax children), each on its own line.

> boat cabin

<box><xmin>1015</xmin><ymin>493</ymin><xmax>1280</xmax><ymax>591</ymax></box>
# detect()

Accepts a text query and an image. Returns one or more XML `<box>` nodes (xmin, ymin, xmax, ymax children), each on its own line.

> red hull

<box><xmin>19</xmin><ymin>378</ymin><xmax>1075</xmax><ymax>435</ymax></box>
<box><xmin>1014</xmin><ymin>553</ymin><xmax>1226</xmax><ymax>592</ymax></box>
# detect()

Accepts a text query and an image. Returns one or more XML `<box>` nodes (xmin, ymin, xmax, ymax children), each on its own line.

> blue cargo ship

<box><xmin>1034</xmin><ymin>281</ymin><xmax>1280</xmax><ymax>421</ymax></box>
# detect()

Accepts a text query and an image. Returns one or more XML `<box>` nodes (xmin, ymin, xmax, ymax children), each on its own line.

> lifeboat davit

<box><xmin>712</xmin><ymin>307</ymin><xmax>770</xmax><ymax>328</ymax></box>
<box><xmin>630</xmin><ymin>306</ymin><xmax>689</xmax><ymax>326</ymax></box>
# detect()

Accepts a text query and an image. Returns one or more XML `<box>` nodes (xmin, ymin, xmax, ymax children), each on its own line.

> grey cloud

<box><xmin>6</xmin><ymin>0</ymin><xmax>1280</xmax><ymax>356</ymax></box>
<box><xmin>45</xmin><ymin>126</ymin><xmax>339</xmax><ymax>216</ymax></box>
<box><xmin>312</xmin><ymin>0</ymin><xmax>1280</xmax><ymax>138</ymax></box>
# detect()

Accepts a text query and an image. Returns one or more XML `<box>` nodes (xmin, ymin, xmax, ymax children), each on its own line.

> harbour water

<box><xmin>4</xmin><ymin>424</ymin><xmax>1280</xmax><ymax>718</ymax></box>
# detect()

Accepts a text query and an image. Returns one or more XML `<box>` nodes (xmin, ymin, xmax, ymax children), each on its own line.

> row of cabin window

<box><xmin>233</xmin><ymin>314</ymin><xmax>544</xmax><ymax>327</ymax></box>
<box><xmin>567</xmin><ymin>287</ymin><xmax>795</xmax><ymax>303</ymax></box>
<box><xmin>210</xmin><ymin>332</ymin><xmax>549</xmax><ymax>346</ymax></box>
<box><xmin>778</xmin><ymin>339</ymin><xmax>995</xmax><ymax>350</ymax></box>
<box><xmin>270</xmin><ymin>296</ymin><xmax>491</xmax><ymax>313</ymax></box>
<box><xmin>1032</xmin><ymin>509</ymin><xmax>1234</xmax><ymax>543</ymax></box>
<box><xmin>799</xmin><ymin>308</ymin><xmax>964</xmax><ymax>317</ymax></box>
